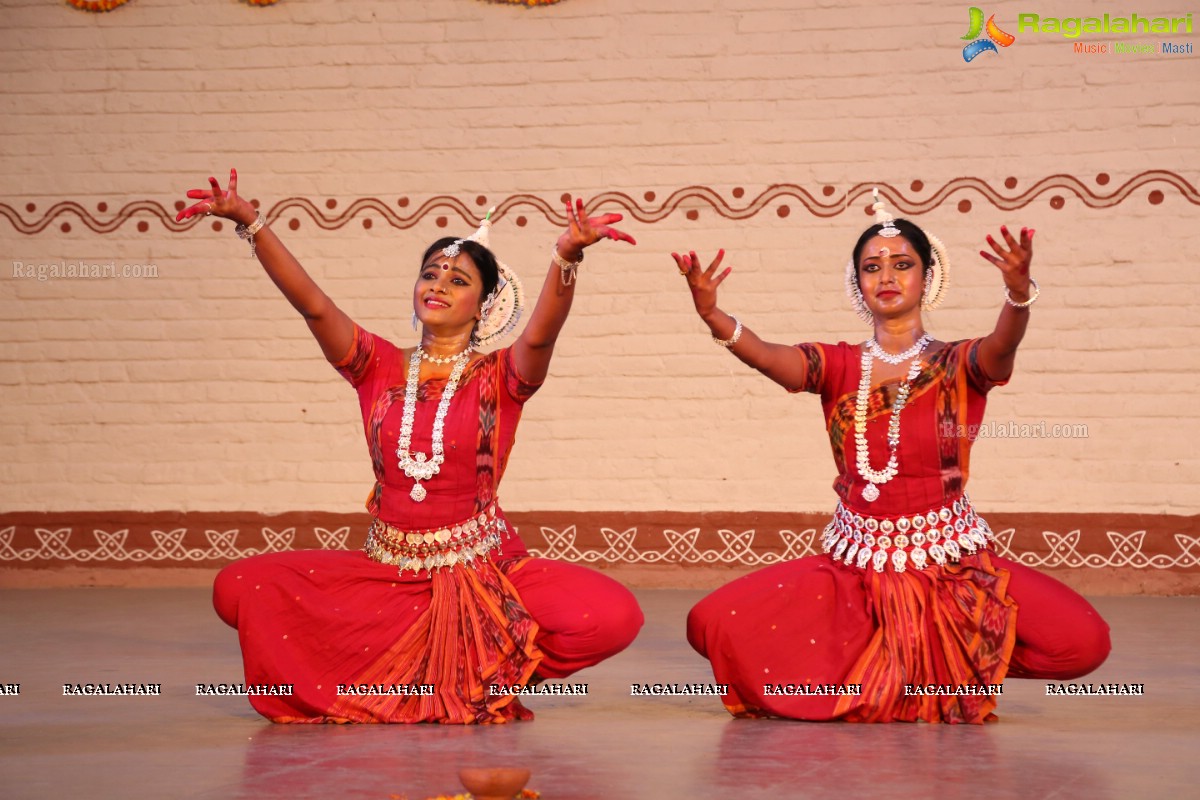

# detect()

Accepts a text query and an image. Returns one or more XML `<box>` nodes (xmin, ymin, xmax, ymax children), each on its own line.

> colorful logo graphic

<box><xmin>961</xmin><ymin>7</ymin><xmax>1017</xmax><ymax>61</ymax></box>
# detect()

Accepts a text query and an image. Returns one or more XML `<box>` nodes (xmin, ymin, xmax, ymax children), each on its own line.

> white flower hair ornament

<box><xmin>443</xmin><ymin>208</ymin><xmax>524</xmax><ymax>348</ymax></box>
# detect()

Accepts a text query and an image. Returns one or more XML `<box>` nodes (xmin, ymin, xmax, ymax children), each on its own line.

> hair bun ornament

<box><xmin>464</xmin><ymin>207</ymin><xmax>524</xmax><ymax>348</ymax></box>
<box><xmin>921</xmin><ymin>231</ymin><xmax>951</xmax><ymax>312</ymax></box>
<box><xmin>872</xmin><ymin>187</ymin><xmax>901</xmax><ymax>238</ymax></box>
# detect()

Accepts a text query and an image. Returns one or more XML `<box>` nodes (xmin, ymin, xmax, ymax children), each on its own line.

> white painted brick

<box><xmin>0</xmin><ymin>0</ymin><xmax>1196</xmax><ymax>515</ymax></box>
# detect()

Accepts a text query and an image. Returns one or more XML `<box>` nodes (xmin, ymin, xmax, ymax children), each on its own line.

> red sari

<box><xmin>214</xmin><ymin>325</ymin><xmax>643</xmax><ymax>723</ymax></box>
<box><xmin>687</xmin><ymin>339</ymin><xmax>1110</xmax><ymax>723</ymax></box>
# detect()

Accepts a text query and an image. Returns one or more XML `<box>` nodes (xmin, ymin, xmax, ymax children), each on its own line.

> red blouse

<box><xmin>333</xmin><ymin>324</ymin><xmax>541</xmax><ymax>531</ymax></box>
<box><xmin>792</xmin><ymin>338</ymin><xmax>1006</xmax><ymax>517</ymax></box>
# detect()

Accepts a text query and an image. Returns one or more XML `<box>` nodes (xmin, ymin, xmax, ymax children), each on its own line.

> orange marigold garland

<box><xmin>417</xmin><ymin>792</ymin><xmax>540</xmax><ymax>800</ymax></box>
<box><xmin>66</xmin><ymin>0</ymin><xmax>130</xmax><ymax>11</ymax></box>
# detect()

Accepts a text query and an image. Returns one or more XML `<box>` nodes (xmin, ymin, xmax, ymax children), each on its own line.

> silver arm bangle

<box><xmin>551</xmin><ymin>247</ymin><xmax>583</xmax><ymax>286</ymax></box>
<box><xmin>235</xmin><ymin>212</ymin><xmax>267</xmax><ymax>258</ymax></box>
<box><xmin>713</xmin><ymin>317</ymin><xmax>743</xmax><ymax>348</ymax></box>
<box><xmin>1004</xmin><ymin>277</ymin><xmax>1040</xmax><ymax>308</ymax></box>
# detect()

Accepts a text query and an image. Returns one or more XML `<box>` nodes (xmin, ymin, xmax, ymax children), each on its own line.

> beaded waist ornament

<box><xmin>821</xmin><ymin>494</ymin><xmax>995</xmax><ymax>574</ymax></box>
<box><xmin>364</xmin><ymin>500</ymin><xmax>508</xmax><ymax>576</ymax></box>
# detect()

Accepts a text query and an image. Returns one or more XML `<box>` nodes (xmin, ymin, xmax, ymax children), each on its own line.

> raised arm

<box><xmin>976</xmin><ymin>225</ymin><xmax>1037</xmax><ymax>383</ymax></box>
<box><xmin>176</xmin><ymin>169</ymin><xmax>355</xmax><ymax>364</ymax></box>
<box><xmin>673</xmin><ymin>249</ymin><xmax>815</xmax><ymax>391</ymax></box>
<box><xmin>510</xmin><ymin>197</ymin><xmax>636</xmax><ymax>385</ymax></box>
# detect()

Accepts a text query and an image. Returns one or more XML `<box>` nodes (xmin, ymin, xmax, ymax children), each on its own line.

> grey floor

<box><xmin>0</xmin><ymin>588</ymin><xmax>1196</xmax><ymax>799</ymax></box>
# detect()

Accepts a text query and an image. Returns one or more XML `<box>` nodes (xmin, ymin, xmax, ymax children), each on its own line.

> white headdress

<box><xmin>442</xmin><ymin>208</ymin><xmax>524</xmax><ymax>348</ymax></box>
<box><xmin>845</xmin><ymin>187</ymin><xmax>951</xmax><ymax>324</ymax></box>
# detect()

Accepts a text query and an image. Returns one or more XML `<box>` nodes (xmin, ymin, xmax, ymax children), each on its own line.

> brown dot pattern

<box><xmin>4</xmin><ymin>173</ymin><xmax>1192</xmax><ymax>236</ymax></box>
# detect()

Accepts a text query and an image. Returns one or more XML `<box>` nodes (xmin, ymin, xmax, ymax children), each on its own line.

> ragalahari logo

<box><xmin>962</xmin><ymin>7</ymin><xmax>1017</xmax><ymax>61</ymax></box>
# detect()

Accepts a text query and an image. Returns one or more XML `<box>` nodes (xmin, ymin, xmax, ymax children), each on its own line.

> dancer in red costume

<box><xmin>676</xmin><ymin>192</ymin><xmax>1110</xmax><ymax>723</ymax></box>
<box><xmin>178</xmin><ymin>170</ymin><xmax>642</xmax><ymax>723</ymax></box>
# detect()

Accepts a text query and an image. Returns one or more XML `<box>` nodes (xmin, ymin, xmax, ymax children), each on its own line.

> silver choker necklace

<box><xmin>421</xmin><ymin>345</ymin><xmax>473</xmax><ymax>365</ymax></box>
<box><xmin>395</xmin><ymin>347</ymin><xmax>472</xmax><ymax>502</ymax></box>
<box><xmin>867</xmin><ymin>334</ymin><xmax>931</xmax><ymax>365</ymax></box>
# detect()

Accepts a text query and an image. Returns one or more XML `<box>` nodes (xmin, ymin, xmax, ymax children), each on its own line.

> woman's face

<box><xmin>412</xmin><ymin>250</ymin><xmax>486</xmax><ymax>332</ymax></box>
<box><xmin>857</xmin><ymin>234</ymin><xmax>925</xmax><ymax>319</ymax></box>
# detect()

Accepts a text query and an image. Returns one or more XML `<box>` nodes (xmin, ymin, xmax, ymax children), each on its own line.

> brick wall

<box><xmin>1</xmin><ymin>0</ymin><xmax>1197</xmax><ymax>533</ymax></box>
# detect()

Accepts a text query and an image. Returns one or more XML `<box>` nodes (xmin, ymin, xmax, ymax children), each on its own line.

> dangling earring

<box><xmin>411</xmin><ymin>312</ymin><xmax>419</xmax><ymax>332</ymax></box>
<box><xmin>845</xmin><ymin>260</ymin><xmax>873</xmax><ymax>325</ymax></box>
<box><xmin>921</xmin><ymin>270</ymin><xmax>933</xmax><ymax>306</ymax></box>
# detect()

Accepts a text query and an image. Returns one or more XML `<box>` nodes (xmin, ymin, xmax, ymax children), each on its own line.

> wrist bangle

<box><xmin>713</xmin><ymin>317</ymin><xmax>743</xmax><ymax>348</ymax></box>
<box><xmin>551</xmin><ymin>247</ymin><xmax>583</xmax><ymax>286</ymax></box>
<box><xmin>1004</xmin><ymin>277</ymin><xmax>1039</xmax><ymax>308</ymax></box>
<box><xmin>236</xmin><ymin>212</ymin><xmax>267</xmax><ymax>258</ymax></box>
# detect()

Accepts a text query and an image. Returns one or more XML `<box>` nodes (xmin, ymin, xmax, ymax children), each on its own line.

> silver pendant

<box><xmin>862</xmin><ymin>483</ymin><xmax>880</xmax><ymax>502</ymax></box>
<box><xmin>410</xmin><ymin>483</ymin><xmax>427</xmax><ymax>502</ymax></box>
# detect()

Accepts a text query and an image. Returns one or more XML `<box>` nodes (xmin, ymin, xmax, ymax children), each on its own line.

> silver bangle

<box><xmin>1004</xmin><ymin>277</ymin><xmax>1040</xmax><ymax>308</ymax></box>
<box><xmin>713</xmin><ymin>317</ymin><xmax>743</xmax><ymax>348</ymax></box>
<box><xmin>236</xmin><ymin>212</ymin><xmax>267</xmax><ymax>258</ymax></box>
<box><xmin>551</xmin><ymin>247</ymin><xmax>583</xmax><ymax>286</ymax></box>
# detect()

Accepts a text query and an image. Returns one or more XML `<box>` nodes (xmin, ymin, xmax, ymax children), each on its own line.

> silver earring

<box><xmin>411</xmin><ymin>312</ymin><xmax>419</xmax><ymax>332</ymax></box>
<box><xmin>921</xmin><ymin>270</ymin><xmax>933</xmax><ymax>305</ymax></box>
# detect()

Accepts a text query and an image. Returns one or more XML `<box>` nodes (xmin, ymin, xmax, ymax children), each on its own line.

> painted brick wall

<box><xmin>1</xmin><ymin>0</ymin><xmax>1198</xmax><ymax>517</ymax></box>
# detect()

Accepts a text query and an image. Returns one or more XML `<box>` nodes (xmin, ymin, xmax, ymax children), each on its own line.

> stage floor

<box><xmin>0</xmin><ymin>588</ymin><xmax>1195</xmax><ymax>799</ymax></box>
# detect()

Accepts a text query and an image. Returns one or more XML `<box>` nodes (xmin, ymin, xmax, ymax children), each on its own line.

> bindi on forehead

<box><xmin>864</xmin><ymin>235</ymin><xmax>915</xmax><ymax>259</ymax></box>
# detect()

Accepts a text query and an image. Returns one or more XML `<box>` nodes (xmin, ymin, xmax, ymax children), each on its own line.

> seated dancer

<box><xmin>178</xmin><ymin>170</ymin><xmax>643</xmax><ymax>723</ymax></box>
<box><xmin>676</xmin><ymin>192</ymin><xmax>1110</xmax><ymax>723</ymax></box>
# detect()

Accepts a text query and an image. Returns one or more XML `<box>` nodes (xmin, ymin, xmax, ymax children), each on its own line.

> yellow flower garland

<box><xmin>66</xmin><ymin>0</ymin><xmax>130</xmax><ymax>11</ymax></box>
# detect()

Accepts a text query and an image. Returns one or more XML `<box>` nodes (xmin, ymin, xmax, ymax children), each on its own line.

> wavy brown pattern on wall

<box><xmin>2</xmin><ymin>171</ymin><xmax>1196</xmax><ymax>235</ymax></box>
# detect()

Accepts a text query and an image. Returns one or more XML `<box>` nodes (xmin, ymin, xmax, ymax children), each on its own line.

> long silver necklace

<box><xmin>854</xmin><ymin>334</ymin><xmax>931</xmax><ymax>502</ymax></box>
<box><xmin>395</xmin><ymin>346</ymin><xmax>472</xmax><ymax>502</ymax></box>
